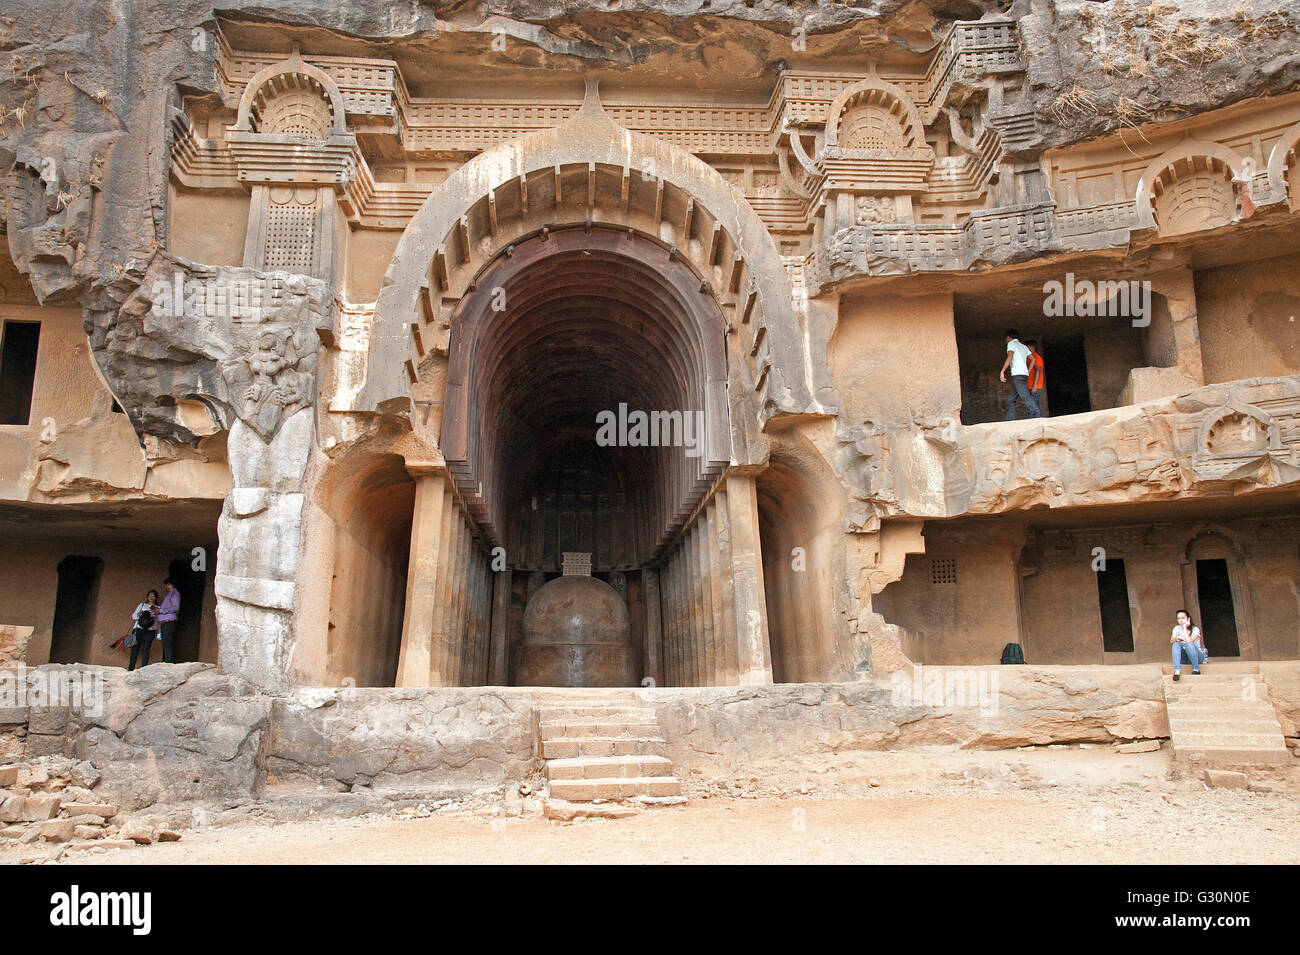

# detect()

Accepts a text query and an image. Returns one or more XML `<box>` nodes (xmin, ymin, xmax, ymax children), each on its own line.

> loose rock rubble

<box><xmin>0</xmin><ymin>756</ymin><xmax>183</xmax><ymax>863</ymax></box>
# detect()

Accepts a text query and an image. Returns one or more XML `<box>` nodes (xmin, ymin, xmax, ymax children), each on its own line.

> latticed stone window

<box><xmin>930</xmin><ymin>557</ymin><xmax>957</xmax><ymax>585</ymax></box>
<box><xmin>561</xmin><ymin>552</ymin><xmax>592</xmax><ymax>577</ymax></box>
<box><xmin>264</xmin><ymin>187</ymin><xmax>319</xmax><ymax>273</ymax></box>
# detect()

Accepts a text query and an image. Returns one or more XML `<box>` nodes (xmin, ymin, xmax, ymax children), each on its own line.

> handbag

<box><xmin>111</xmin><ymin>632</ymin><xmax>130</xmax><ymax>653</ymax></box>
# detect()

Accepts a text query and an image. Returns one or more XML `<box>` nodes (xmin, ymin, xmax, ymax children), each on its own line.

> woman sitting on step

<box><xmin>1170</xmin><ymin>609</ymin><xmax>1207</xmax><ymax>681</ymax></box>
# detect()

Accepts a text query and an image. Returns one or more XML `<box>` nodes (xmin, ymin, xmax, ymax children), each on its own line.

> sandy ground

<box><xmin>5</xmin><ymin>744</ymin><xmax>1296</xmax><ymax>865</ymax></box>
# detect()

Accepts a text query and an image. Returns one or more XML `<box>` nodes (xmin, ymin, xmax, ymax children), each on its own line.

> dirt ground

<box><xmin>6</xmin><ymin>744</ymin><xmax>1298</xmax><ymax>865</ymax></box>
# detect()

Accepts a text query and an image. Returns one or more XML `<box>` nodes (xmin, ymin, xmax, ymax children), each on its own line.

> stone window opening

<box><xmin>0</xmin><ymin>320</ymin><xmax>40</xmax><ymax>426</ymax></box>
<box><xmin>953</xmin><ymin>285</ymin><xmax>1182</xmax><ymax>425</ymax></box>
<box><xmin>1095</xmin><ymin>557</ymin><xmax>1135</xmax><ymax>653</ymax></box>
<box><xmin>930</xmin><ymin>557</ymin><xmax>957</xmax><ymax>585</ymax></box>
<box><xmin>49</xmin><ymin>555</ymin><xmax>105</xmax><ymax>664</ymax></box>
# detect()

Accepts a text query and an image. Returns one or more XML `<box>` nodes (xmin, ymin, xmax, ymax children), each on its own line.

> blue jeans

<box><xmin>1006</xmin><ymin>375</ymin><xmax>1042</xmax><ymax>420</ymax></box>
<box><xmin>1172</xmin><ymin>642</ymin><xmax>1203</xmax><ymax>670</ymax></box>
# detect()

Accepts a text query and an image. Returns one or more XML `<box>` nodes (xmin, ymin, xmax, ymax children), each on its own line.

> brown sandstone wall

<box><xmin>0</xmin><ymin>541</ymin><xmax>218</xmax><ymax>668</ymax></box>
<box><xmin>830</xmin><ymin>291</ymin><xmax>960</xmax><ymax>428</ymax></box>
<box><xmin>873</xmin><ymin>525</ymin><xmax>1025</xmax><ymax>665</ymax></box>
<box><xmin>1194</xmin><ymin>252</ymin><xmax>1300</xmax><ymax>384</ymax></box>
<box><xmin>166</xmin><ymin>189</ymin><xmax>250</xmax><ymax>267</ymax></box>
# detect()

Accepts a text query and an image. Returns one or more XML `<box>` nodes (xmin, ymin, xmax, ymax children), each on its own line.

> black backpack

<box><xmin>1000</xmin><ymin>642</ymin><xmax>1025</xmax><ymax>665</ymax></box>
<box><xmin>136</xmin><ymin>610</ymin><xmax>155</xmax><ymax>631</ymax></box>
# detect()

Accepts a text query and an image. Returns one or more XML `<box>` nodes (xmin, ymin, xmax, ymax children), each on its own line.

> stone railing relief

<box><xmin>838</xmin><ymin>377</ymin><xmax>1300</xmax><ymax>526</ymax></box>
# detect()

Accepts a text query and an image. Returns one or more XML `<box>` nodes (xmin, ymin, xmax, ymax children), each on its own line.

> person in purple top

<box><xmin>157</xmin><ymin>577</ymin><xmax>181</xmax><ymax>664</ymax></box>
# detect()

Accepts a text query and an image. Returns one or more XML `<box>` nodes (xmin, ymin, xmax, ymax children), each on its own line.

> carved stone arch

<box><xmin>441</xmin><ymin>226</ymin><xmax>733</xmax><ymax>557</ymax></box>
<box><xmin>755</xmin><ymin>422</ymin><xmax>855</xmax><ymax>682</ymax></box>
<box><xmin>1134</xmin><ymin>140</ymin><xmax>1245</xmax><ymax>234</ymax></box>
<box><xmin>824</xmin><ymin>78</ymin><xmax>925</xmax><ymax>150</ymax></box>
<box><xmin>1178</xmin><ymin>525</ymin><xmax>1258</xmax><ymax>659</ymax></box>
<box><xmin>1196</xmin><ymin>402</ymin><xmax>1277</xmax><ymax>456</ymax></box>
<box><xmin>357</xmin><ymin>81</ymin><xmax>825</xmax><ymax>432</ymax></box>
<box><xmin>1265</xmin><ymin>119</ymin><xmax>1300</xmax><ymax>210</ymax></box>
<box><xmin>231</xmin><ymin>54</ymin><xmax>348</xmax><ymax>138</ymax></box>
<box><xmin>1191</xmin><ymin>400</ymin><xmax>1281</xmax><ymax>482</ymax></box>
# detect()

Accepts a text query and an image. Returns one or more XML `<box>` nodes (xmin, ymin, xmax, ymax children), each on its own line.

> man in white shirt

<box><xmin>999</xmin><ymin>329</ymin><xmax>1043</xmax><ymax>421</ymax></box>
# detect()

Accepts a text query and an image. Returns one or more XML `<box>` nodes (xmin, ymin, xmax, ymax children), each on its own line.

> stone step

<box><xmin>1164</xmin><ymin>717</ymin><xmax>1284</xmax><ymax>732</ymax></box>
<box><xmin>536</xmin><ymin>706</ymin><xmax>656</xmax><ymax>722</ymax></box>
<box><xmin>540</xmin><ymin>720</ymin><xmax>662</xmax><ymax>740</ymax></box>
<box><xmin>1167</xmin><ymin>733</ymin><xmax>1289</xmax><ymax>749</ymax></box>
<box><xmin>1161</xmin><ymin>663</ymin><xmax>1258</xmax><ymax>676</ymax></box>
<box><xmin>1174</xmin><ymin>747</ymin><xmax>1293</xmax><ymax>766</ymax></box>
<box><xmin>546</xmin><ymin>755</ymin><xmax>675</xmax><ymax>781</ymax></box>
<box><xmin>541</xmin><ymin>736</ymin><xmax>668</xmax><ymax>759</ymax></box>
<box><xmin>1166</xmin><ymin>709</ymin><xmax>1280</xmax><ymax>723</ymax></box>
<box><xmin>548</xmin><ymin>776</ymin><xmax>683</xmax><ymax>801</ymax></box>
<box><xmin>1159</xmin><ymin>686</ymin><xmax>1268</xmax><ymax>701</ymax></box>
<box><xmin>1161</xmin><ymin>675</ymin><xmax>1262</xmax><ymax>687</ymax></box>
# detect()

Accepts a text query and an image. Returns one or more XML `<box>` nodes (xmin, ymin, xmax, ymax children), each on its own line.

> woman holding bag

<box><xmin>127</xmin><ymin>589</ymin><xmax>161</xmax><ymax>671</ymax></box>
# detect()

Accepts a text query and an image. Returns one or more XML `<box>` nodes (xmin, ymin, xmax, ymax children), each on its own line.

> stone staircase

<box><xmin>1161</xmin><ymin>663</ymin><xmax>1291</xmax><ymax>766</ymax></box>
<box><xmin>537</xmin><ymin>698</ymin><xmax>683</xmax><ymax>802</ymax></box>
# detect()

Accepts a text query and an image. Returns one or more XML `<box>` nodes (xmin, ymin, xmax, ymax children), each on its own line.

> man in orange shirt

<box><xmin>1024</xmin><ymin>340</ymin><xmax>1046</xmax><ymax>416</ymax></box>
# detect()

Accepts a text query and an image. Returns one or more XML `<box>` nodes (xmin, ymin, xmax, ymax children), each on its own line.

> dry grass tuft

<box><xmin>1050</xmin><ymin>84</ymin><xmax>1102</xmax><ymax>125</ymax></box>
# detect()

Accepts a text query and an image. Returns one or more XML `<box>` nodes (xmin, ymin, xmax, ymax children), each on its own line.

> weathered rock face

<box><xmin>650</xmin><ymin>665</ymin><xmax>1177</xmax><ymax>768</ymax></box>
<box><xmin>1023</xmin><ymin>0</ymin><xmax>1300</xmax><ymax>148</ymax></box>
<box><xmin>264</xmin><ymin>686</ymin><xmax>538</xmax><ymax>791</ymax></box>
<box><xmin>1</xmin><ymin>664</ymin><xmax>270</xmax><ymax>810</ymax></box>
<box><xmin>0</xmin><ymin>627</ymin><xmax>32</xmax><ymax>668</ymax></box>
<box><xmin>1</xmin><ymin>663</ymin><xmax>1295</xmax><ymax>810</ymax></box>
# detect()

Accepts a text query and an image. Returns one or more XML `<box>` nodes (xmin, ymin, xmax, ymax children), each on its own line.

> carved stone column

<box><xmin>725</xmin><ymin>473</ymin><xmax>774</xmax><ymax>685</ymax></box>
<box><xmin>489</xmin><ymin>568</ymin><xmax>512</xmax><ymax>685</ymax></box>
<box><xmin>642</xmin><ymin>567</ymin><xmax>662</xmax><ymax>687</ymax></box>
<box><xmin>395</xmin><ymin>467</ymin><xmax>447</xmax><ymax>687</ymax></box>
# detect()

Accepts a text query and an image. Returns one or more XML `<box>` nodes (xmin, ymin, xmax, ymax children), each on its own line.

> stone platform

<box><xmin>1</xmin><ymin>662</ymin><xmax>1297</xmax><ymax>811</ymax></box>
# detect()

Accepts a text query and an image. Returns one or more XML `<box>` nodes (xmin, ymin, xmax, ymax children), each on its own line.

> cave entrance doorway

<box><xmin>437</xmin><ymin>227</ymin><xmax>732</xmax><ymax>687</ymax></box>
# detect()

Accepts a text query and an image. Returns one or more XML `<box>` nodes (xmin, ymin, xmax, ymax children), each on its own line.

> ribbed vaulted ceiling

<box><xmin>441</xmin><ymin>227</ymin><xmax>730</xmax><ymax>570</ymax></box>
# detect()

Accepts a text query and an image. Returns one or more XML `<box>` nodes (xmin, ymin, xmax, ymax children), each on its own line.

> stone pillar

<box><xmin>667</xmin><ymin>548</ymin><xmax>682</xmax><ymax>686</ymax></box>
<box><xmin>215</xmin><ymin>410</ymin><xmax>315</xmax><ymax>693</ymax></box>
<box><xmin>713</xmin><ymin>486</ymin><xmax>739</xmax><ymax>684</ymax></box>
<box><xmin>429</xmin><ymin>493</ymin><xmax>460</xmax><ymax>686</ymax></box>
<box><xmin>395</xmin><ymin>467</ymin><xmax>447</xmax><ymax>688</ymax></box>
<box><xmin>1150</xmin><ymin>266</ymin><xmax>1205</xmax><ymax>386</ymax></box>
<box><xmin>643</xmin><ymin>567</ymin><xmax>662</xmax><ymax>687</ymax></box>
<box><xmin>463</xmin><ymin>543</ymin><xmax>482</xmax><ymax>686</ymax></box>
<box><xmin>451</xmin><ymin>516</ymin><xmax>471</xmax><ymax>685</ymax></box>
<box><xmin>725</xmin><ymin>473</ymin><xmax>774</xmax><ymax>684</ymax></box>
<box><xmin>702</xmin><ymin>503</ymin><xmax>722</xmax><ymax>686</ymax></box>
<box><xmin>686</xmin><ymin>523</ymin><xmax>702</xmax><ymax>687</ymax></box>
<box><xmin>695</xmin><ymin>518</ymin><xmax>712</xmax><ymax>686</ymax></box>
<box><xmin>489</xmin><ymin>568</ymin><xmax>512</xmax><ymax>685</ymax></box>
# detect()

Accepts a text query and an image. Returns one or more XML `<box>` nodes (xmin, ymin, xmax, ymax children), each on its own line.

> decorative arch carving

<box><xmin>1192</xmin><ymin>400</ymin><xmax>1283</xmax><ymax>482</ymax></box>
<box><xmin>1265</xmin><ymin>119</ymin><xmax>1300</xmax><ymax>211</ymax></box>
<box><xmin>357</xmin><ymin>80</ymin><xmax>826</xmax><ymax>442</ymax></box>
<box><xmin>1134</xmin><ymin>140</ymin><xmax>1245</xmax><ymax>234</ymax></box>
<box><xmin>824</xmin><ymin>79</ymin><xmax>925</xmax><ymax>151</ymax></box>
<box><xmin>231</xmin><ymin>53</ymin><xmax>348</xmax><ymax>138</ymax></box>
